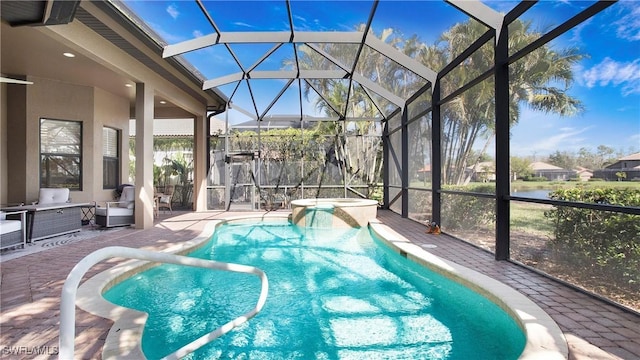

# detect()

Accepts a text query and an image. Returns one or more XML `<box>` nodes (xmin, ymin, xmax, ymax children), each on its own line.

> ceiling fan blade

<box><xmin>0</xmin><ymin>77</ymin><xmax>34</xmax><ymax>85</ymax></box>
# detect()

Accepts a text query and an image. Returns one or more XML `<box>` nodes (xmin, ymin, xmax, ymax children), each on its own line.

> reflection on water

<box><xmin>511</xmin><ymin>189</ymin><xmax>552</xmax><ymax>199</ymax></box>
<box><xmin>104</xmin><ymin>223</ymin><xmax>525</xmax><ymax>360</ymax></box>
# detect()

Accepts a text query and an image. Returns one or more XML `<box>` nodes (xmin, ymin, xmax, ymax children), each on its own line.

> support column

<box><xmin>382</xmin><ymin>121</ymin><xmax>389</xmax><ymax>210</ymax></box>
<box><xmin>193</xmin><ymin>114</ymin><xmax>207</xmax><ymax>211</ymax></box>
<box><xmin>495</xmin><ymin>24</ymin><xmax>510</xmax><ymax>260</ymax></box>
<box><xmin>431</xmin><ymin>80</ymin><xmax>442</xmax><ymax>225</ymax></box>
<box><xmin>134</xmin><ymin>83</ymin><xmax>154</xmax><ymax>229</ymax></box>
<box><xmin>401</xmin><ymin>105</ymin><xmax>409</xmax><ymax>217</ymax></box>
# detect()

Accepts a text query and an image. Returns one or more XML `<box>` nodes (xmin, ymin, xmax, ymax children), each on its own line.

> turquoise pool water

<box><xmin>104</xmin><ymin>222</ymin><xmax>525</xmax><ymax>359</ymax></box>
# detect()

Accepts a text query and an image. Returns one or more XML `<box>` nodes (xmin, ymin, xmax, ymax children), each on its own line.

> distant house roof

<box><xmin>230</xmin><ymin>115</ymin><xmax>322</xmax><ymax>131</ymax></box>
<box><xmin>619</xmin><ymin>152</ymin><xmax>640</xmax><ymax>161</ymax></box>
<box><xmin>231</xmin><ymin>119</ymin><xmax>301</xmax><ymax>131</ymax></box>
<box><xmin>129</xmin><ymin>117</ymin><xmax>226</xmax><ymax>137</ymax></box>
<box><xmin>574</xmin><ymin>166</ymin><xmax>592</xmax><ymax>172</ymax></box>
<box><xmin>574</xmin><ymin>167</ymin><xmax>593</xmax><ymax>176</ymax></box>
<box><xmin>530</xmin><ymin>161</ymin><xmax>563</xmax><ymax>171</ymax></box>
<box><xmin>604</xmin><ymin>152</ymin><xmax>640</xmax><ymax>169</ymax></box>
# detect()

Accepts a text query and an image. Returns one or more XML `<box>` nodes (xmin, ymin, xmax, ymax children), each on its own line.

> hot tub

<box><xmin>290</xmin><ymin>198</ymin><xmax>378</xmax><ymax>228</ymax></box>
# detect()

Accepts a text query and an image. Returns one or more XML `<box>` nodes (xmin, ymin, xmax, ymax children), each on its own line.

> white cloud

<box><xmin>151</xmin><ymin>24</ymin><xmax>183</xmax><ymax>44</ymax></box>
<box><xmin>193</xmin><ymin>30</ymin><xmax>204</xmax><ymax>38</ymax></box>
<box><xmin>512</xmin><ymin>126</ymin><xmax>594</xmax><ymax>156</ymax></box>
<box><xmin>533</xmin><ymin>127</ymin><xmax>589</xmax><ymax>150</ymax></box>
<box><xmin>581</xmin><ymin>57</ymin><xmax>640</xmax><ymax>96</ymax></box>
<box><xmin>569</xmin><ymin>18</ymin><xmax>591</xmax><ymax>44</ymax></box>
<box><xmin>233</xmin><ymin>22</ymin><xmax>255</xmax><ymax>29</ymax></box>
<box><xmin>613</xmin><ymin>1</ymin><xmax>640</xmax><ymax>41</ymax></box>
<box><xmin>166</xmin><ymin>4</ymin><xmax>179</xmax><ymax>20</ymax></box>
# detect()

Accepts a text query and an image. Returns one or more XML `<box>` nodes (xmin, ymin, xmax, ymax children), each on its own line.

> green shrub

<box><xmin>408</xmin><ymin>190</ymin><xmax>432</xmax><ymax>216</ymax></box>
<box><xmin>441</xmin><ymin>185</ymin><xmax>495</xmax><ymax>230</ymax></box>
<box><xmin>544</xmin><ymin>188</ymin><xmax>640</xmax><ymax>289</ymax></box>
<box><xmin>369</xmin><ymin>185</ymin><xmax>383</xmax><ymax>204</ymax></box>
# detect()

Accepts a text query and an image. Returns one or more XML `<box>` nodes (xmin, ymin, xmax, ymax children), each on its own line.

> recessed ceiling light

<box><xmin>159</xmin><ymin>100</ymin><xmax>167</xmax><ymax>104</ymax></box>
<box><xmin>63</xmin><ymin>52</ymin><xmax>75</xmax><ymax>58</ymax></box>
<box><xmin>125</xmin><ymin>83</ymin><xmax>133</xmax><ymax>87</ymax></box>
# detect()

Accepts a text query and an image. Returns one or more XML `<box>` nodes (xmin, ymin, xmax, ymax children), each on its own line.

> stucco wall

<box><xmin>94</xmin><ymin>87</ymin><xmax>130</xmax><ymax>202</ymax></box>
<box><xmin>3</xmin><ymin>76</ymin><xmax>129</xmax><ymax>204</ymax></box>
<box><xmin>1</xmin><ymin>83</ymin><xmax>7</xmax><ymax>205</ymax></box>
<box><xmin>5</xmin><ymin>82</ymin><xmax>28</xmax><ymax>204</ymax></box>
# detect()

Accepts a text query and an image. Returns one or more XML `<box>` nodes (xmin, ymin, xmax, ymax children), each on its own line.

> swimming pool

<box><xmin>102</xmin><ymin>220</ymin><xmax>524</xmax><ymax>359</ymax></box>
<box><xmin>76</xmin><ymin>214</ymin><xmax>566</xmax><ymax>359</ymax></box>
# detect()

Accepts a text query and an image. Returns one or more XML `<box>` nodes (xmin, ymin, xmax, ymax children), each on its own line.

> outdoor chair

<box><xmin>37</xmin><ymin>187</ymin><xmax>71</xmax><ymax>205</ymax></box>
<box><xmin>3</xmin><ymin>188</ymin><xmax>87</xmax><ymax>242</ymax></box>
<box><xmin>157</xmin><ymin>185</ymin><xmax>174</xmax><ymax>214</ymax></box>
<box><xmin>0</xmin><ymin>210</ymin><xmax>27</xmax><ymax>250</ymax></box>
<box><xmin>95</xmin><ymin>186</ymin><xmax>135</xmax><ymax>227</ymax></box>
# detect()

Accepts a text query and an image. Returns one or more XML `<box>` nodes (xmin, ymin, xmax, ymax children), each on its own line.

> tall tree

<box><xmin>420</xmin><ymin>19</ymin><xmax>584</xmax><ymax>184</ymax></box>
<box><xmin>547</xmin><ymin>150</ymin><xmax>576</xmax><ymax>170</ymax></box>
<box><xmin>290</xmin><ymin>18</ymin><xmax>585</xmax><ymax>189</ymax></box>
<box><xmin>510</xmin><ymin>156</ymin><xmax>533</xmax><ymax>180</ymax></box>
<box><xmin>597</xmin><ymin>145</ymin><xmax>617</xmax><ymax>167</ymax></box>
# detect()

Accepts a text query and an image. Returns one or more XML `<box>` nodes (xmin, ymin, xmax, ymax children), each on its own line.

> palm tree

<box><xmin>420</xmin><ymin>19</ymin><xmax>584</xmax><ymax>185</ymax></box>
<box><xmin>290</xmin><ymin>18</ymin><xmax>583</xmax><ymax>189</ymax></box>
<box><xmin>169</xmin><ymin>155</ymin><xmax>193</xmax><ymax>207</ymax></box>
<box><xmin>291</xmin><ymin>27</ymin><xmax>419</xmax><ymax>196</ymax></box>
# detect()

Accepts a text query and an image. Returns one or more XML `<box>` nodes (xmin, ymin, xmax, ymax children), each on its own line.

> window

<box><xmin>103</xmin><ymin>127</ymin><xmax>120</xmax><ymax>189</ymax></box>
<box><xmin>40</xmin><ymin>119</ymin><xmax>82</xmax><ymax>190</ymax></box>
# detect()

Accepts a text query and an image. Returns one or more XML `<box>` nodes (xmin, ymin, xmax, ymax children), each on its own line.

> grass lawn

<box><xmin>407</xmin><ymin>180</ymin><xmax>637</xmax><ymax>237</ymax></box>
<box><xmin>510</xmin><ymin>201</ymin><xmax>554</xmax><ymax>236</ymax></box>
<box><xmin>410</xmin><ymin>180</ymin><xmax>640</xmax><ymax>191</ymax></box>
<box><xmin>511</xmin><ymin>180</ymin><xmax>640</xmax><ymax>191</ymax></box>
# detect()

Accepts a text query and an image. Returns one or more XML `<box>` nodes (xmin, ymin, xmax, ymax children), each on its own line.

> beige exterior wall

<box><xmin>0</xmin><ymin>83</ymin><xmax>7</xmax><ymax>205</ymax></box>
<box><xmin>94</xmin><ymin>87</ymin><xmax>130</xmax><ymax>202</ymax></box>
<box><xmin>2</xmin><ymin>76</ymin><xmax>129</xmax><ymax>205</ymax></box>
<box><xmin>5</xmin><ymin>81</ymin><xmax>31</xmax><ymax>204</ymax></box>
<box><xmin>2</xmin><ymin>2</ymin><xmax>219</xmax><ymax>222</ymax></box>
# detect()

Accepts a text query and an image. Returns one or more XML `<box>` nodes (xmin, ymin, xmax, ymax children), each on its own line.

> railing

<box><xmin>59</xmin><ymin>246</ymin><xmax>269</xmax><ymax>360</ymax></box>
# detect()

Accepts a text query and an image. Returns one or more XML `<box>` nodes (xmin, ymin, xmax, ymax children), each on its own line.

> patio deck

<box><xmin>1</xmin><ymin>210</ymin><xmax>638</xmax><ymax>359</ymax></box>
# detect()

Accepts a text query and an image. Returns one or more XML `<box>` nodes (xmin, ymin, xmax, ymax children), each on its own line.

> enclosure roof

<box><xmin>111</xmin><ymin>0</ymin><xmax>507</xmax><ymax>126</ymax></box>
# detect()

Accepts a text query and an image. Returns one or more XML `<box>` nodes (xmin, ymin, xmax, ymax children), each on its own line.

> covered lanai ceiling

<box><xmin>112</xmin><ymin>0</ymin><xmax>508</xmax><ymax>125</ymax></box>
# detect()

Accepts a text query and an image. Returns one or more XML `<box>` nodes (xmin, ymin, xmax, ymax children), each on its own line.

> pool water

<box><xmin>104</xmin><ymin>222</ymin><xmax>525</xmax><ymax>359</ymax></box>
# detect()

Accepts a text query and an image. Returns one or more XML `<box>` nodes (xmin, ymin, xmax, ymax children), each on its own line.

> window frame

<box><xmin>102</xmin><ymin>126</ymin><xmax>121</xmax><ymax>190</ymax></box>
<box><xmin>39</xmin><ymin>118</ymin><xmax>83</xmax><ymax>190</ymax></box>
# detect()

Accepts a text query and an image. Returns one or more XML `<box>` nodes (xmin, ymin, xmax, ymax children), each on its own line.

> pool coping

<box><xmin>75</xmin><ymin>213</ymin><xmax>567</xmax><ymax>359</ymax></box>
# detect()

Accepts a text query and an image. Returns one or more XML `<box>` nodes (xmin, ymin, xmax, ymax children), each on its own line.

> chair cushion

<box><xmin>39</xmin><ymin>188</ymin><xmax>70</xmax><ymax>204</ymax></box>
<box><xmin>119</xmin><ymin>186</ymin><xmax>135</xmax><ymax>208</ymax></box>
<box><xmin>0</xmin><ymin>211</ymin><xmax>5</xmax><ymax>221</ymax></box>
<box><xmin>0</xmin><ymin>219</ymin><xmax>21</xmax><ymax>235</ymax></box>
<box><xmin>95</xmin><ymin>206</ymin><xmax>133</xmax><ymax>216</ymax></box>
<box><xmin>159</xmin><ymin>195</ymin><xmax>171</xmax><ymax>204</ymax></box>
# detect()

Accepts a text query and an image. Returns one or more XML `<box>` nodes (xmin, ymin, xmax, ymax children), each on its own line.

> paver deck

<box><xmin>1</xmin><ymin>210</ymin><xmax>638</xmax><ymax>359</ymax></box>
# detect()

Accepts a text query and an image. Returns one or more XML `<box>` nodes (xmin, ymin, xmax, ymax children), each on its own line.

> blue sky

<box><xmin>508</xmin><ymin>0</ymin><xmax>640</xmax><ymax>157</ymax></box>
<box><xmin>124</xmin><ymin>0</ymin><xmax>639</xmax><ymax>158</ymax></box>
